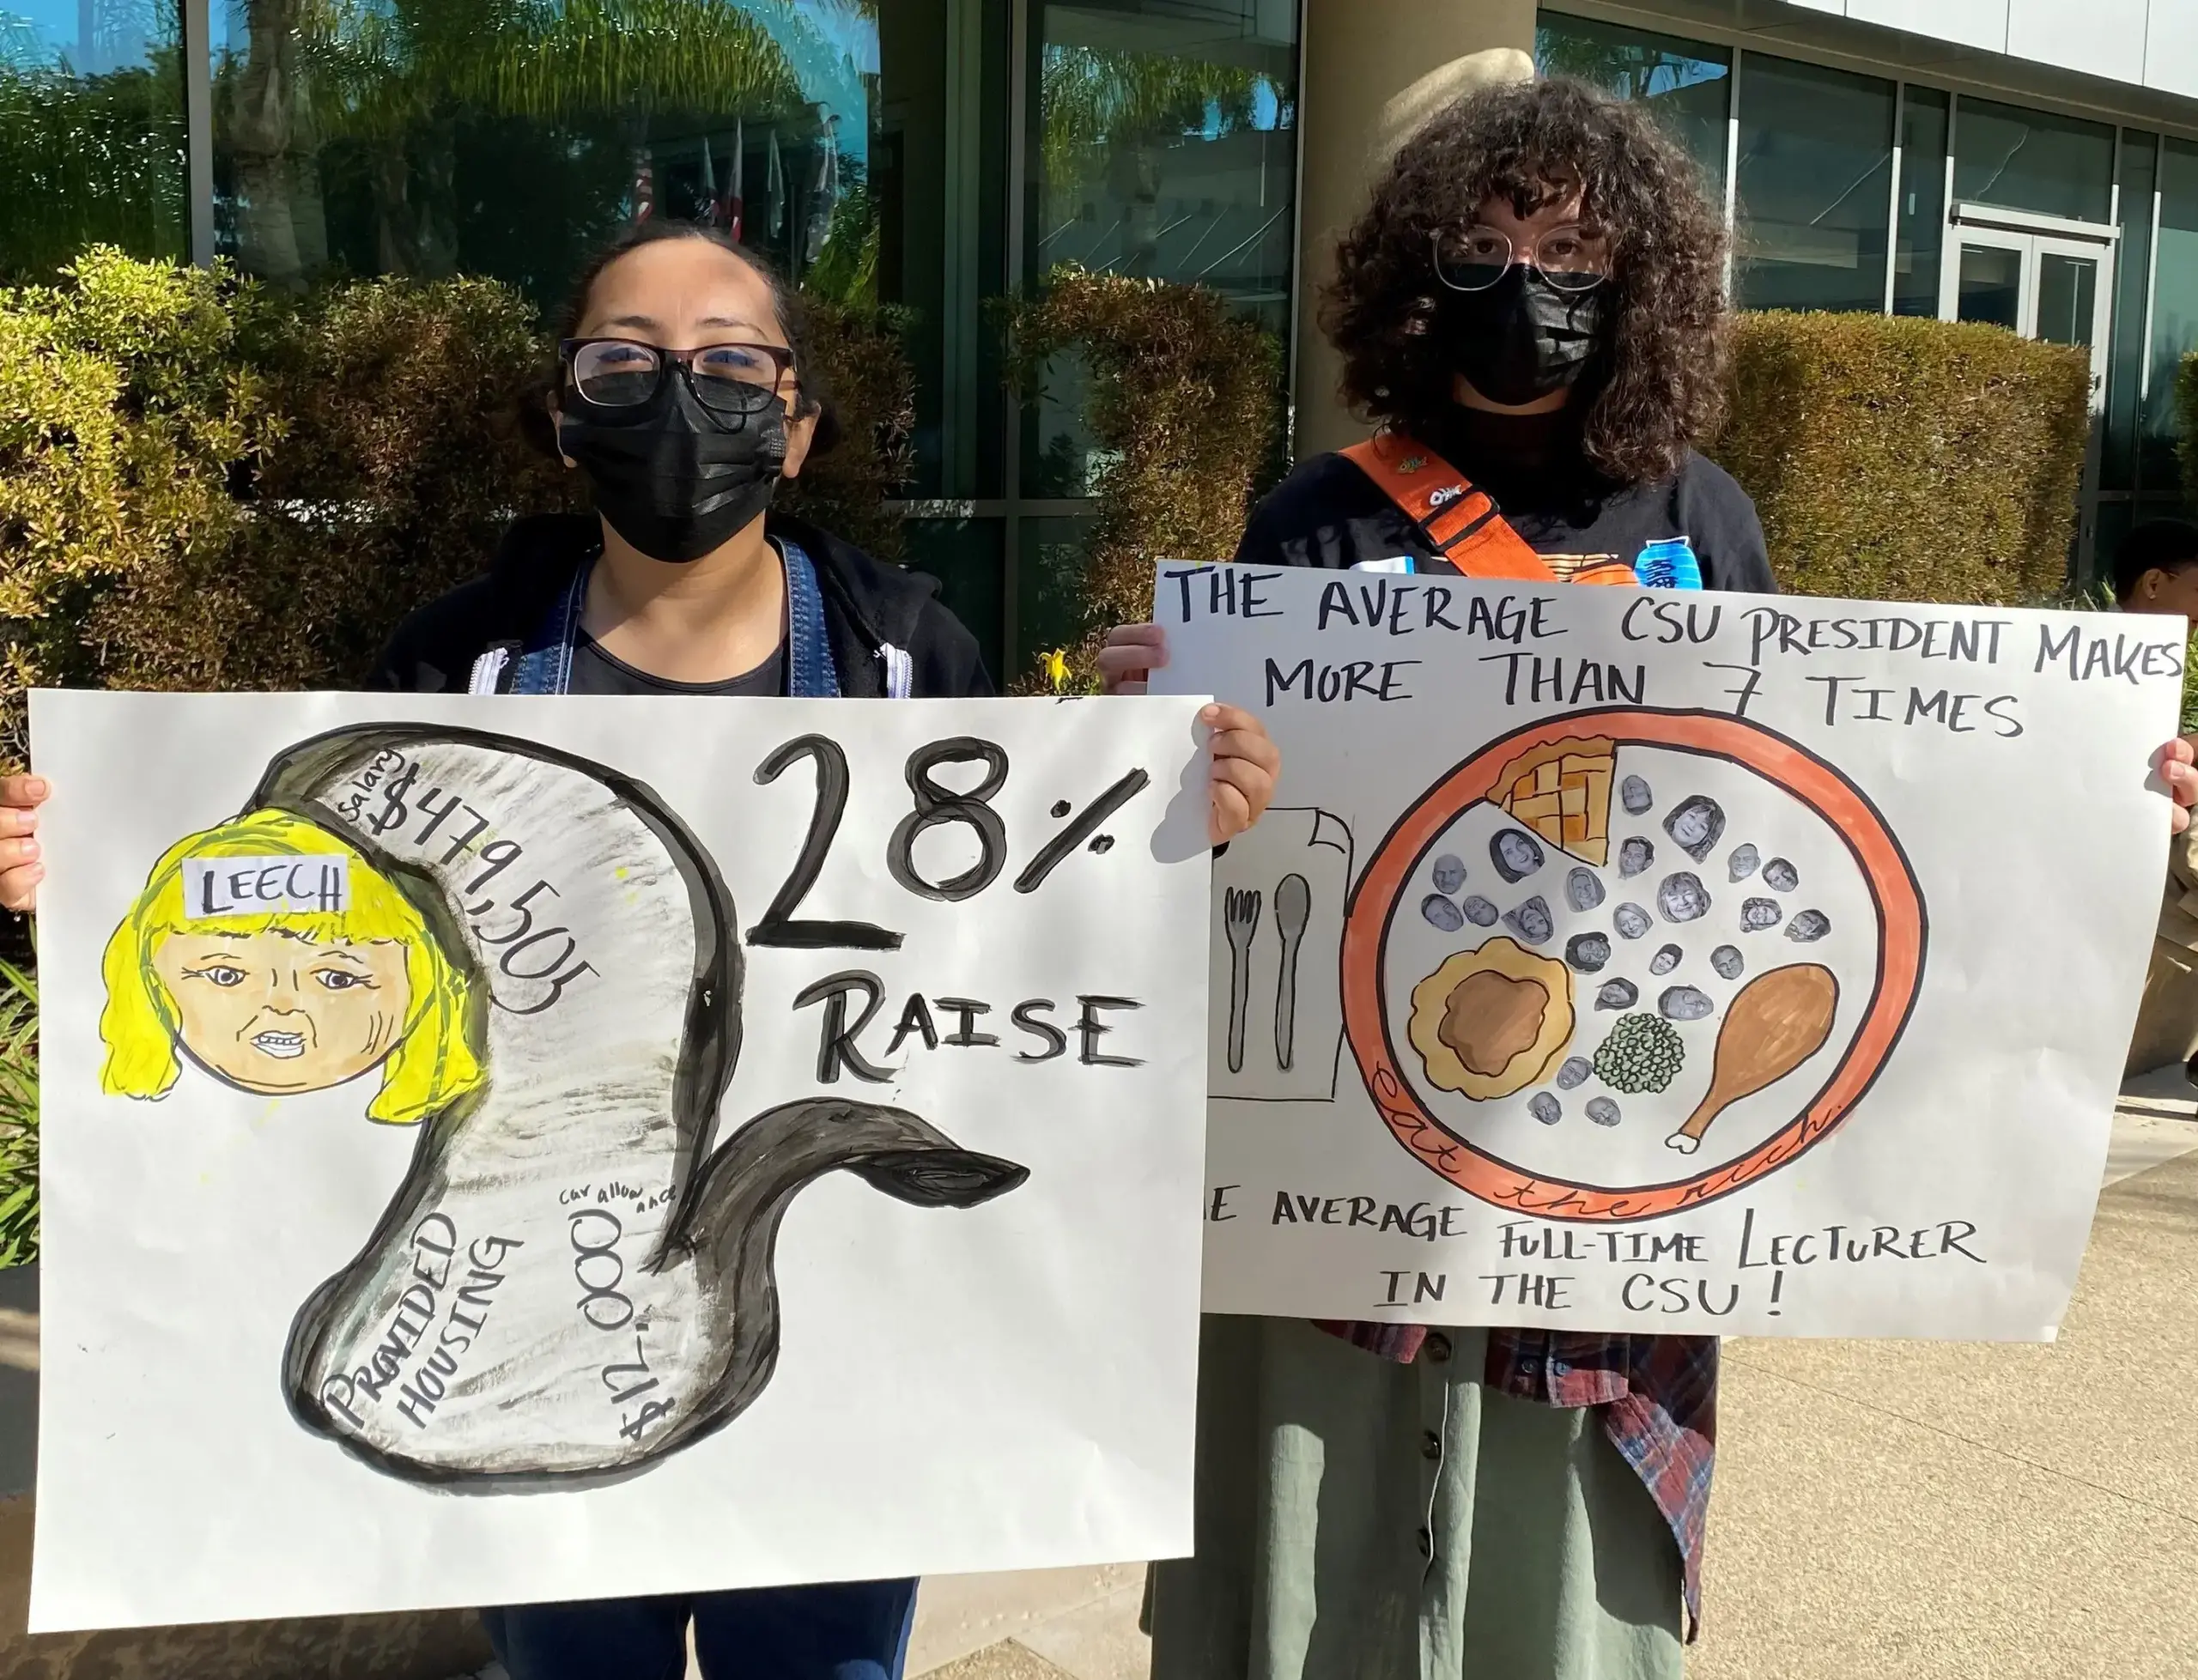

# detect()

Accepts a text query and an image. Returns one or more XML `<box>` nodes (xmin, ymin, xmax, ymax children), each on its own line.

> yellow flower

<box><xmin>1041</xmin><ymin>647</ymin><xmax>1071</xmax><ymax>691</ymax></box>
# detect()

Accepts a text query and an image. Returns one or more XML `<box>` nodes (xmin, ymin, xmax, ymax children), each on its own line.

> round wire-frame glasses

<box><xmin>1430</xmin><ymin>226</ymin><xmax>1611</xmax><ymax>294</ymax></box>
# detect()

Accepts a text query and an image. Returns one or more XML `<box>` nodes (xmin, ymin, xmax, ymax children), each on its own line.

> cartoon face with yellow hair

<box><xmin>100</xmin><ymin>810</ymin><xmax>483</xmax><ymax>1125</ymax></box>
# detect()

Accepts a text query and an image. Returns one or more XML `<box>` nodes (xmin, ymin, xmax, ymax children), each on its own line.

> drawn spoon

<box><xmin>1224</xmin><ymin>888</ymin><xmax>1262</xmax><ymax>1076</ymax></box>
<box><xmin>1273</xmin><ymin>873</ymin><xmax>1311</xmax><ymax>1070</ymax></box>
<box><xmin>1666</xmin><ymin>962</ymin><xmax>1838</xmax><ymax>1155</ymax></box>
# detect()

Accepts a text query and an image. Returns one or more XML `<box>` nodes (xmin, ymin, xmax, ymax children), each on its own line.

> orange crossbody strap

<box><xmin>1341</xmin><ymin>434</ymin><xmax>1639</xmax><ymax>587</ymax></box>
<box><xmin>1568</xmin><ymin>558</ymin><xmax>1644</xmax><ymax>587</ymax></box>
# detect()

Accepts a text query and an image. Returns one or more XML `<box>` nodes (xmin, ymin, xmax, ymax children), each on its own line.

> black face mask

<box><xmin>1433</xmin><ymin>264</ymin><xmax>1606</xmax><ymax>408</ymax></box>
<box><xmin>558</xmin><ymin>373</ymin><xmax>789</xmax><ymax>563</ymax></box>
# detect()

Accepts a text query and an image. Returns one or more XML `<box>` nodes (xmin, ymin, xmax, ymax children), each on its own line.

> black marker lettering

<box><xmin>1011</xmin><ymin>998</ymin><xmax>1067</xmax><ymax>1063</ymax></box>
<box><xmin>886</xmin><ymin>992</ymin><xmax>939</xmax><ymax>1056</ymax></box>
<box><xmin>934</xmin><ymin>998</ymin><xmax>1000</xmax><ymax>1047</ymax></box>
<box><xmin>1075</xmin><ymin>996</ymin><xmax>1143</xmax><ymax>1067</ymax></box>
<box><xmin>792</xmin><ymin>970</ymin><xmax>894</xmax><ymax>1083</ymax></box>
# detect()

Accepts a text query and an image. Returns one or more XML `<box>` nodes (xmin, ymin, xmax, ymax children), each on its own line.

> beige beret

<box><xmin>1369</xmin><ymin>46</ymin><xmax>1536</xmax><ymax>175</ymax></box>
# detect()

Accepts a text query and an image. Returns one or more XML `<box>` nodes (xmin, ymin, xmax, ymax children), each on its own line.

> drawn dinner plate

<box><xmin>1341</xmin><ymin>707</ymin><xmax>1927</xmax><ymax>1221</ymax></box>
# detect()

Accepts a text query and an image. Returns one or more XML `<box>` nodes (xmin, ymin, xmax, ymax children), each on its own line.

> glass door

<box><xmin>1939</xmin><ymin>226</ymin><xmax>2114</xmax><ymax>409</ymax></box>
<box><xmin>2032</xmin><ymin>237</ymin><xmax>2113</xmax><ymax>411</ymax></box>
<box><xmin>1939</xmin><ymin>214</ymin><xmax>2116</xmax><ymax>574</ymax></box>
<box><xmin>1948</xmin><ymin>229</ymin><xmax>2026</xmax><ymax>331</ymax></box>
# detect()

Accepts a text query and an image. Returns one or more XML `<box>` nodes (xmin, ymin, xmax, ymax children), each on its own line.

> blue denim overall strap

<box><xmin>501</xmin><ymin>538</ymin><xmax>841</xmax><ymax>697</ymax></box>
<box><xmin>777</xmin><ymin>537</ymin><xmax>841</xmax><ymax>699</ymax></box>
<box><xmin>508</xmin><ymin>556</ymin><xmax>590</xmax><ymax>696</ymax></box>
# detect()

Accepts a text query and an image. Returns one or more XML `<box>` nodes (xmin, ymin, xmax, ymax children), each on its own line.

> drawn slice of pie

<box><xmin>1494</xmin><ymin>736</ymin><xmax>1616</xmax><ymax>866</ymax></box>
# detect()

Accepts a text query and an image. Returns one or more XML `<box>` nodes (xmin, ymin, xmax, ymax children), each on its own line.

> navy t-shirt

<box><xmin>568</xmin><ymin>632</ymin><xmax>786</xmax><ymax>696</ymax></box>
<box><xmin>1233</xmin><ymin>409</ymin><xmax>1776</xmax><ymax>595</ymax></box>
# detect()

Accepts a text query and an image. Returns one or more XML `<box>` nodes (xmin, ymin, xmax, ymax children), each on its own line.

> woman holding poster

<box><xmin>1</xmin><ymin>220</ymin><xmax>1278</xmax><ymax>1679</ymax></box>
<box><xmin>1107</xmin><ymin>73</ymin><xmax>1868</xmax><ymax>1680</ymax></box>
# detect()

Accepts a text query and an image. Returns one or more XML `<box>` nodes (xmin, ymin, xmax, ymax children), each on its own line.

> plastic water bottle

<box><xmin>1634</xmin><ymin>537</ymin><xmax>1703</xmax><ymax>590</ymax></box>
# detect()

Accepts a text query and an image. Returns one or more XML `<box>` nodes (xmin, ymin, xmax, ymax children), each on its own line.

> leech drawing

<box><xmin>99</xmin><ymin>725</ymin><xmax>1027</xmax><ymax>1482</ymax></box>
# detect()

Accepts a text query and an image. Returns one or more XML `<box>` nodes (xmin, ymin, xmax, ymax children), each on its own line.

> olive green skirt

<box><xmin>1146</xmin><ymin>1317</ymin><xmax>1684</xmax><ymax>1680</ymax></box>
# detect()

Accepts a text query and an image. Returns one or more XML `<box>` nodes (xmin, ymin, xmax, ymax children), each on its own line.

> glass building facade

<box><xmin>1</xmin><ymin>0</ymin><xmax>188</xmax><ymax>274</ymax></box>
<box><xmin>1539</xmin><ymin>8</ymin><xmax>2198</xmax><ymax>574</ymax></box>
<box><xmin>5</xmin><ymin>0</ymin><xmax>2193</xmax><ymax>637</ymax></box>
<box><xmin>0</xmin><ymin>0</ymin><xmax>1297</xmax><ymax>680</ymax></box>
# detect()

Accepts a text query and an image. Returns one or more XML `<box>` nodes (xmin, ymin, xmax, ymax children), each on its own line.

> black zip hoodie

<box><xmin>368</xmin><ymin>511</ymin><xmax>993</xmax><ymax>698</ymax></box>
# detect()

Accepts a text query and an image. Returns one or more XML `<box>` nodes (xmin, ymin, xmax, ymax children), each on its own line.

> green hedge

<box><xmin>0</xmin><ymin>251</ymin><xmax>575</xmax><ymax>762</ymax></box>
<box><xmin>1004</xmin><ymin>266</ymin><xmax>1282</xmax><ymax>690</ymax></box>
<box><xmin>1714</xmin><ymin>311</ymin><xmax>2092</xmax><ymax>603</ymax></box>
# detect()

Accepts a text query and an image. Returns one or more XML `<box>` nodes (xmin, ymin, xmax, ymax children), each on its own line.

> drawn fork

<box><xmin>1224</xmin><ymin>888</ymin><xmax>1263</xmax><ymax>1076</ymax></box>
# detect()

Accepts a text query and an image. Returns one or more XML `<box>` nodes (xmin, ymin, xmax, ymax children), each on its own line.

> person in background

<box><xmin>2114</xmin><ymin>519</ymin><xmax>2198</xmax><ymax>1082</ymax></box>
<box><xmin>2114</xmin><ymin>517</ymin><xmax>2198</xmax><ymax>623</ymax></box>
<box><xmin>0</xmin><ymin>217</ymin><xmax>1279</xmax><ymax>1680</ymax></box>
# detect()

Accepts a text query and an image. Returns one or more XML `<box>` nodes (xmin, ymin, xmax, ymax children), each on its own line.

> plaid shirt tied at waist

<box><xmin>1314</xmin><ymin>1321</ymin><xmax>1719</xmax><ymax>1641</ymax></box>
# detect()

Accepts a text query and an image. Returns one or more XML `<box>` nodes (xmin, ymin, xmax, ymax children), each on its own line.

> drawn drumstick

<box><xmin>1666</xmin><ymin>963</ymin><xmax>1839</xmax><ymax>1155</ymax></box>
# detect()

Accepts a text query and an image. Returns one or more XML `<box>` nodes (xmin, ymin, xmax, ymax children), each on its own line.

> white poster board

<box><xmin>1151</xmin><ymin>564</ymin><xmax>2178</xmax><ymax>1340</ymax></box>
<box><xmin>28</xmin><ymin>690</ymin><xmax>1212</xmax><ymax>1632</ymax></box>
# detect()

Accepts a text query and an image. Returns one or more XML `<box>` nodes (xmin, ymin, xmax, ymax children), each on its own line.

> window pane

<box><xmin>1018</xmin><ymin>513</ymin><xmax>1096</xmax><ymax>666</ymax></box>
<box><xmin>1733</xmin><ymin>53</ymin><xmax>1893</xmax><ymax>314</ymax></box>
<box><xmin>214</xmin><ymin>0</ymin><xmax>890</xmax><ymax>295</ymax></box>
<box><xmin>1952</xmin><ymin>95</ymin><xmax>2113</xmax><ymax>225</ymax></box>
<box><xmin>905</xmin><ymin>515</ymin><xmax>1004</xmax><ymax>679</ymax></box>
<box><xmin>1955</xmin><ymin>244</ymin><xmax>2021</xmax><ymax>330</ymax></box>
<box><xmin>1025</xmin><ymin>0</ymin><xmax>1297</xmax><ymax>494</ymax></box>
<box><xmin>1535</xmin><ymin>10</ymin><xmax>1729</xmax><ymax>201</ymax></box>
<box><xmin>877</xmin><ymin>0</ymin><xmax>1011</xmax><ymax>498</ymax></box>
<box><xmin>2035</xmin><ymin>252</ymin><xmax>2096</xmax><ymax>348</ymax></box>
<box><xmin>0</xmin><ymin>0</ymin><xmax>187</xmax><ymax>278</ymax></box>
<box><xmin>2144</xmin><ymin>137</ymin><xmax>2198</xmax><ymax>500</ymax></box>
<box><xmin>2104</xmin><ymin>128</ymin><xmax>2156</xmax><ymax>491</ymax></box>
<box><xmin>1892</xmin><ymin>85</ymin><xmax>1947</xmax><ymax>318</ymax></box>
<box><xmin>208</xmin><ymin>0</ymin><xmax>1005</xmax><ymax>496</ymax></box>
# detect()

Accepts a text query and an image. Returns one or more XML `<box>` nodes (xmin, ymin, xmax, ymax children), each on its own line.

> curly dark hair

<box><xmin>1323</xmin><ymin>77</ymin><xmax>1729</xmax><ymax>487</ymax></box>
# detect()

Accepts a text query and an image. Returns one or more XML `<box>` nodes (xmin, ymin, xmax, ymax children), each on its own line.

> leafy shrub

<box><xmin>1715</xmin><ymin>311</ymin><xmax>2092</xmax><ymax>603</ymax></box>
<box><xmin>1004</xmin><ymin>267</ymin><xmax>1280</xmax><ymax>688</ymax></box>
<box><xmin>0</xmin><ymin>249</ymin><xmax>921</xmax><ymax>1262</ymax></box>
<box><xmin>0</xmin><ymin>248</ymin><xmax>283</xmax><ymax>760</ymax></box>
<box><xmin>781</xmin><ymin>298</ymin><xmax>916</xmax><ymax>561</ymax></box>
<box><xmin>0</xmin><ymin>254</ymin><xmax>586</xmax><ymax>759</ymax></box>
<box><xmin>237</xmin><ymin>274</ymin><xmax>584</xmax><ymax>684</ymax></box>
<box><xmin>0</xmin><ymin>960</ymin><xmax>34</xmax><ymax>1267</ymax></box>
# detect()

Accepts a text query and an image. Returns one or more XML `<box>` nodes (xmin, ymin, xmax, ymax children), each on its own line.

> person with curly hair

<box><xmin>1245</xmin><ymin>76</ymin><xmax>1774</xmax><ymax>590</ymax></box>
<box><xmin>1106</xmin><ymin>75</ymin><xmax>1777</xmax><ymax>1680</ymax></box>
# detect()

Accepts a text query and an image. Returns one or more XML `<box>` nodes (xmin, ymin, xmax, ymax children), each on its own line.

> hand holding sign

<box><xmin>1096</xmin><ymin>620</ymin><xmax>1279</xmax><ymax>844</ymax></box>
<box><xmin>0</xmin><ymin>773</ymin><xmax>46</xmax><ymax>912</ymax></box>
